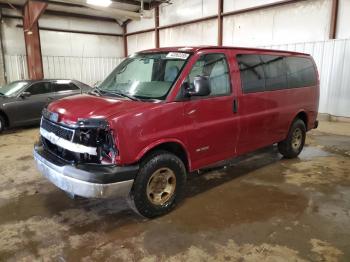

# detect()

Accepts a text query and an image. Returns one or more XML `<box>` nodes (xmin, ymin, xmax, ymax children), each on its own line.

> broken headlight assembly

<box><xmin>41</xmin><ymin>117</ymin><xmax>119</xmax><ymax>165</ymax></box>
<box><xmin>75</xmin><ymin>118</ymin><xmax>119</xmax><ymax>165</ymax></box>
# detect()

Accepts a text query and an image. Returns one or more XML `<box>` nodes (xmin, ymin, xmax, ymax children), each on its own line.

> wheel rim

<box><xmin>291</xmin><ymin>128</ymin><xmax>303</xmax><ymax>150</ymax></box>
<box><xmin>146</xmin><ymin>167</ymin><xmax>176</xmax><ymax>206</ymax></box>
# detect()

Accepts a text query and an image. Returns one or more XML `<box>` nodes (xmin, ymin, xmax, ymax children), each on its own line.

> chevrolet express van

<box><xmin>34</xmin><ymin>46</ymin><xmax>319</xmax><ymax>218</ymax></box>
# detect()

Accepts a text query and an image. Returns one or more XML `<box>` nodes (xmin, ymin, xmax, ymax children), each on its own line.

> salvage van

<box><xmin>34</xmin><ymin>46</ymin><xmax>319</xmax><ymax>218</ymax></box>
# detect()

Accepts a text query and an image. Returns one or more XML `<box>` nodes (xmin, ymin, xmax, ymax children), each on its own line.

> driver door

<box><xmin>182</xmin><ymin>51</ymin><xmax>240</xmax><ymax>170</ymax></box>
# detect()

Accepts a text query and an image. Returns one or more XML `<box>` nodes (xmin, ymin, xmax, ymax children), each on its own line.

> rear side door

<box><xmin>182</xmin><ymin>50</ymin><xmax>240</xmax><ymax>169</ymax></box>
<box><xmin>8</xmin><ymin>81</ymin><xmax>53</xmax><ymax>125</ymax></box>
<box><xmin>52</xmin><ymin>81</ymin><xmax>81</xmax><ymax>100</ymax></box>
<box><xmin>234</xmin><ymin>53</ymin><xmax>270</xmax><ymax>154</ymax></box>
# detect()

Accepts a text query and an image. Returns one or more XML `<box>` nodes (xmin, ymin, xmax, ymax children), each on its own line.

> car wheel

<box><xmin>0</xmin><ymin>115</ymin><xmax>5</xmax><ymax>133</ymax></box>
<box><xmin>130</xmin><ymin>150</ymin><xmax>187</xmax><ymax>218</ymax></box>
<box><xmin>278</xmin><ymin>119</ymin><xmax>306</xmax><ymax>159</ymax></box>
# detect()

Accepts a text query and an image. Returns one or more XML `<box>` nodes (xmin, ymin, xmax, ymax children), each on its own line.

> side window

<box><xmin>53</xmin><ymin>83</ymin><xmax>79</xmax><ymax>92</ymax></box>
<box><xmin>286</xmin><ymin>57</ymin><xmax>317</xmax><ymax>88</ymax></box>
<box><xmin>261</xmin><ymin>55</ymin><xmax>287</xmax><ymax>91</ymax></box>
<box><xmin>237</xmin><ymin>54</ymin><xmax>265</xmax><ymax>93</ymax></box>
<box><xmin>26</xmin><ymin>82</ymin><xmax>52</xmax><ymax>95</ymax></box>
<box><xmin>187</xmin><ymin>53</ymin><xmax>231</xmax><ymax>96</ymax></box>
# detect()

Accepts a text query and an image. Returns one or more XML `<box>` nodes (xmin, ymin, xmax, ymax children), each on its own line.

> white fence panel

<box><xmin>4</xmin><ymin>55</ymin><xmax>124</xmax><ymax>86</ymax></box>
<box><xmin>264</xmin><ymin>39</ymin><xmax>350</xmax><ymax>118</ymax></box>
<box><xmin>4</xmin><ymin>55</ymin><xmax>28</xmax><ymax>83</ymax></box>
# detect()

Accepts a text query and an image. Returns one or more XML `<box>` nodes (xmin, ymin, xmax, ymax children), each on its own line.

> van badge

<box><xmin>196</xmin><ymin>146</ymin><xmax>209</xmax><ymax>152</ymax></box>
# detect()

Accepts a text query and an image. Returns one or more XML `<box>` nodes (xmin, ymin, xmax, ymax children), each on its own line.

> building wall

<box><xmin>0</xmin><ymin>10</ymin><xmax>124</xmax><ymax>85</ymax></box>
<box><xmin>223</xmin><ymin>0</ymin><xmax>332</xmax><ymax>46</ymax></box>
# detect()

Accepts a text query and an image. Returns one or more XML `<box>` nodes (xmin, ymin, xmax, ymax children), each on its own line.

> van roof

<box><xmin>140</xmin><ymin>46</ymin><xmax>309</xmax><ymax>56</ymax></box>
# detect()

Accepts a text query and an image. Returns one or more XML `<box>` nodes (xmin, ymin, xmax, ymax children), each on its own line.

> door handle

<box><xmin>233</xmin><ymin>98</ymin><xmax>238</xmax><ymax>113</ymax></box>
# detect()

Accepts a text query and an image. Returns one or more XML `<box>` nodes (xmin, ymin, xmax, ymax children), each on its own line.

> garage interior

<box><xmin>0</xmin><ymin>0</ymin><xmax>350</xmax><ymax>261</ymax></box>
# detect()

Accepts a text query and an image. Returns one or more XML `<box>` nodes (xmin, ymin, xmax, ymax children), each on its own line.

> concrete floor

<box><xmin>0</xmin><ymin>121</ymin><xmax>350</xmax><ymax>261</ymax></box>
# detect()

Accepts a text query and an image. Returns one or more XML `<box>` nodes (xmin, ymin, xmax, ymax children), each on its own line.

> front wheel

<box><xmin>278</xmin><ymin>119</ymin><xmax>306</xmax><ymax>158</ymax></box>
<box><xmin>130</xmin><ymin>150</ymin><xmax>187</xmax><ymax>218</ymax></box>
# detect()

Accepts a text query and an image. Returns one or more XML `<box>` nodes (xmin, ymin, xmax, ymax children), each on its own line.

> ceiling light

<box><xmin>87</xmin><ymin>0</ymin><xmax>112</xmax><ymax>7</ymax></box>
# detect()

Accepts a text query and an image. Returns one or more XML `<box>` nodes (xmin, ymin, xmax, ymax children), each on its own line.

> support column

<box><xmin>329</xmin><ymin>0</ymin><xmax>339</xmax><ymax>39</ymax></box>
<box><xmin>0</xmin><ymin>13</ymin><xmax>7</xmax><ymax>85</ymax></box>
<box><xmin>155</xmin><ymin>5</ymin><xmax>160</xmax><ymax>48</ymax></box>
<box><xmin>218</xmin><ymin>0</ymin><xmax>223</xmax><ymax>46</ymax></box>
<box><xmin>23</xmin><ymin>0</ymin><xmax>47</xmax><ymax>80</ymax></box>
<box><xmin>123</xmin><ymin>23</ymin><xmax>128</xmax><ymax>57</ymax></box>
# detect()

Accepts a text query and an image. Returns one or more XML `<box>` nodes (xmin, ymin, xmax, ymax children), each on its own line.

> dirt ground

<box><xmin>0</xmin><ymin>121</ymin><xmax>349</xmax><ymax>261</ymax></box>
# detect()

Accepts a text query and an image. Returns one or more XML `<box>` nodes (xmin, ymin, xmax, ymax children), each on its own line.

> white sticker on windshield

<box><xmin>166</xmin><ymin>52</ymin><xmax>190</xmax><ymax>60</ymax></box>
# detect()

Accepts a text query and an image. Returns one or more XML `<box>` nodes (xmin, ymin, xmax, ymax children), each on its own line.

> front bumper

<box><xmin>34</xmin><ymin>145</ymin><xmax>138</xmax><ymax>198</ymax></box>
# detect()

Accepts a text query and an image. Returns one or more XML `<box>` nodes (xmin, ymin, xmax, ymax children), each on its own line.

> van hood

<box><xmin>47</xmin><ymin>94</ymin><xmax>156</xmax><ymax>125</ymax></box>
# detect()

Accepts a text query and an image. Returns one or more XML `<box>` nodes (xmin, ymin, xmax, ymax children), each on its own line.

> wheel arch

<box><xmin>287</xmin><ymin>110</ymin><xmax>308</xmax><ymax>132</ymax></box>
<box><xmin>136</xmin><ymin>139</ymin><xmax>191</xmax><ymax>172</ymax></box>
<box><xmin>294</xmin><ymin>110</ymin><xmax>308</xmax><ymax>130</ymax></box>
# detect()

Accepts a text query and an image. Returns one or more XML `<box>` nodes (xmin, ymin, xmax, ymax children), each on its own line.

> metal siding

<box><xmin>4</xmin><ymin>55</ymin><xmax>123</xmax><ymax>86</ymax></box>
<box><xmin>265</xmin><ymin>38</ymin><xmax>350</xmax><ymax>117</ymax></box>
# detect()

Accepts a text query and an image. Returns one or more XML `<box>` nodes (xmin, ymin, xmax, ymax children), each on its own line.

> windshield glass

<box><xmin>98</xmin><ymin>52</ymin><xmax>189</xmax><ymax>100</ymax></box>
<box><xmin>0</xmin><ymin>81</ymin><xmax>29</xmax><ymax>97</ymax></box>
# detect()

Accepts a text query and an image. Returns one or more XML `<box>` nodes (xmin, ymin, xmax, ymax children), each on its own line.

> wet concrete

<box><xmin>0</xmin><ymin>122</ymin><xmax>350</xmax><ymax>261</ymax></box>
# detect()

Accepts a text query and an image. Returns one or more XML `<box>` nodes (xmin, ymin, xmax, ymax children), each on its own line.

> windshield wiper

<box><xmin>103</xmin><ymin>91</ymin><xmax>140</xmax><ymax>101</ymax></box>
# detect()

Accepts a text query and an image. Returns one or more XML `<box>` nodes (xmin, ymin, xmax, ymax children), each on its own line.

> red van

<box><xmin>34</xmin><ymin>46</ymin><xmax>319</xmax><ymax>218</ymax></box>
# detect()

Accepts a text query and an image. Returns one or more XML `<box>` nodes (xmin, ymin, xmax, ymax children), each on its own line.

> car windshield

<box><xmin>0</xmin><ymin>81</ymin><xmax>29</xmax><ymax>97</ymax></box>
<box><xmin>98</xmin><ymin>52</ymin><xmax>189</xmax><ymax>100</ymax></box>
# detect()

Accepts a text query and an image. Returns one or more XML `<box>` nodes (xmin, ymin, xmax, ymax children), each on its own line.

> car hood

<box><xmin>47</xmin><ymin>94</ymin><xmax>157</xmax><ymax>125</ymax></box>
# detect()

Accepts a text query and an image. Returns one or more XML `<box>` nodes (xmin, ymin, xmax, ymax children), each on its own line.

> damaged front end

<box><xmin>40</xmin><ymin>111</ymin><xmax>118</xmax><ymax>165</ymax></box>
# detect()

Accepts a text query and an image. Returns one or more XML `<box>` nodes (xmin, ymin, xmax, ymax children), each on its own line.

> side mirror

<box><xmin>186</xmin><ymin>76</ymin><xmax>211</xmax><ymax>97</ymax></box>
<box><xmin>20</xmin><ymin>92</ymin><xmax>31</xmax><ymax>98</ymax></box>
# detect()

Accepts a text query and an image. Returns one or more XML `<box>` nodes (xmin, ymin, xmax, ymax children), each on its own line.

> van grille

<box><xmin>41</xmin><ymin>118</ymin><xmax>74</xmax><ymax>141</ymax></box>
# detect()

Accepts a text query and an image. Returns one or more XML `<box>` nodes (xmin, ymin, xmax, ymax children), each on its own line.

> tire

<box><xmin>0</xmin><ymin>115</ymin><xmax>5</xmax><ymax>133</ymax></box>
<box><xmin>278</xmin><ymin>119</ymin><xmax>306</xmax><ymax>159</ymax></box>
<box><xmin>130</xmin><ymin>150</ymin><xmax>187</xmax><ymax>218</ymax></box>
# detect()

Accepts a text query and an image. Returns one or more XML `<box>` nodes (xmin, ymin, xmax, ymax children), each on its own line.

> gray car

<box><xmin>0</xmin><ymin>79</ymin><xmax>92</xmax><ymax>132</ymax></box>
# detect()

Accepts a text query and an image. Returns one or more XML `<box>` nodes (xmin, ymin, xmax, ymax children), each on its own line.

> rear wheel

<box><xmin>0</xmin><ymin>115</ymin><xmax>5</xmax><ymax>133</ymax></box>
<box><xmin>278</xmin><ymin>119</ymin><xmax>306</xmax><ymax>158</ymax></box>
<box><xmin>130</xmin><ymin>150</ymin><xmax>186</xmax><ymax>218</ymax></box>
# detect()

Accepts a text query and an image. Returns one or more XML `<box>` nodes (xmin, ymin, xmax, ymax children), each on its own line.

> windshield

<box><xmin>98</xmin><ymin>52</ymin><xmax>189</xmax><ymax>100</ymax></box>
<box><xmin>0</xmin><ymin>81</ymin><xmax>29</xmax><ymax>97</ymax></box>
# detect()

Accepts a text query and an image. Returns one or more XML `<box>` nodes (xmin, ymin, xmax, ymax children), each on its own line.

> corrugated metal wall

<box><xmin>264</xmin><ymin>39</ymin><xmax>350</xmax><ymax>117</ymax></box>
<box><xmin>4</xmin><ymin>55</ymin><xmax>123</xmax><ymax>86</ymax></box>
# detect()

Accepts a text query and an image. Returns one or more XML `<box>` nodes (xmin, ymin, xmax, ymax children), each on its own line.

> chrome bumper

<box><xmin>34</xmin><ymin>149</ymin><xmax>134</xmax><ymax>198</ymax></box>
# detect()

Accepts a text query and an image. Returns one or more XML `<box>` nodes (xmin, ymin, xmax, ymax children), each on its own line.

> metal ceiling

<box><xmin>0</xmin><ymin>0</ymin><xmax>169</xmax><ymax>23</ymax></box>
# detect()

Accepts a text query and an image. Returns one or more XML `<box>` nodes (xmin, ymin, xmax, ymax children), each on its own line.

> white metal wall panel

<box><xmin>265</xmin><ymin>39</ymin><xmax>350</xmax><ymax>117</ymax></box>
<box><xmin>4</xmin><ymin>55</ymin><xmax>28</xmax><ymax>83</ymax></box>
<box><xmin>127</xmin><ymin>10</ymin><xmax>155</xmax><ymax>33</ymax></box>
<box><xmin>39</xmin><ymin>14</ymin><xmax>123</xmax><ymax>35</ymax></box>
<box><xmin>4</xmin><ymin>55</ymin><xmax>122</xmax><ymax>86</ymax></box>
<box><xmin>223</xmin><ymin>0</ymin><xmax>331</xmax><ymax>47</ymax></box>
<box><xmin>127</xmin><ymin>31</ymin><xmax>155</xmax><ymax>55</ymax></box>
<box><xmin>159</xmin><ymin>0</ymin><xmax>217</xmax><ymax>26</ymax></box>
<box><xmin>1</xmin><ymin>18</ymin><xmax>26</xmax><ymax>55</ymax></box>
<box><xmin>224</xmin><ymin>0</ymin><xmax>279</xmax><ymax>13</ymax></box>
<box><xmin>40</xmin><ymin>31</ymin><xmax>124</xmax><ymax>58</ymax></box>
<box><xmin>160</xmin><ymin>19</ymin><xmax>218</xmax><ymax>47</ymax></box>
<box><xmin>337</xmin><ymin>0</ymin><xmax>350</xmax><ymax>39</ymax></box>
<box><xmin>42</xmin><ymin>56</ymin><xmax>123</xmax><ymax>86</ymax></box>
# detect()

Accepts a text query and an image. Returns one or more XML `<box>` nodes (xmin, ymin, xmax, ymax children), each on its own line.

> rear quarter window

<box><xmin>285</xmin><ymin>57</ymin><xmax>317</xmax><ymax>88</ymax></box>
<box><xmin>260</xmin><ymin>55</ymin><xmax>287</xmax><ymax>91</ymax></box>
